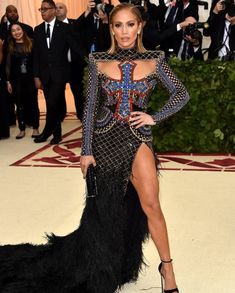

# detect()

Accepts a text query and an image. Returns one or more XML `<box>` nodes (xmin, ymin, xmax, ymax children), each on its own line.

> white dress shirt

<box><xmin>45</xmin><ymin>17</ymin><xmax>56</xmax><ymax>48</ymax></box>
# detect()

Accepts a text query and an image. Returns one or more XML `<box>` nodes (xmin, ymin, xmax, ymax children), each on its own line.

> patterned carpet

<box><xmin>11</xmin><ymin>121</ymin><xmax>235</xmax><ymax>172</ymax></box>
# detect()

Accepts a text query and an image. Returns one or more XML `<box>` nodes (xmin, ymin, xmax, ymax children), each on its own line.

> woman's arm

<box><xmin>5</xmin><ymin>51</ymin><xmax>13</xmax><ymax>94</ymax></box>
<box><xmin>80</xmin><ymin>53</ymin><xmax>99</xmax><ymax>177</ymax></box>
<box><xmin>151</xmin><ymin>52</ymin><xmax>190</xmax><ymax>124</ymax></box>
<box><xmin>81</xmin><ymin>54</ymin><xmax>99</xmax><ymax>156</ymax></box>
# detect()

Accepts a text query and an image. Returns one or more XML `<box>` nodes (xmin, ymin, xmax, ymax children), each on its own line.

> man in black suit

<box><xmin>55</xmin><ymin>1</ymin><xmax>110</xmax><ymax>121</ymax></box>
<box><xmin>157</xmin><ymin>0</ymin><xmax>199</xmax><ymax>58</ymax></box>
<box><xmin>203</xmin><ymin>0</ymin><xmax>235</xmax><ymax>60</ymax></box>
<box><xmin>34</xmin><ymin>0</ymin><xmax>85</xmax><ymax>145</ymax></box>
<box><xmin>55</xmin><ymin>2</ymin><xmax>87</xmax><ymax>121</ymax></box>
<box><xmin>75</xmin><ymin>0</ymin><xmax>111</xmax><ymax>53</ymax></box>
<box><xmin>0</xmin><ymin>5</ymin><xmax>34</xmax><ymax>126</ymax></box>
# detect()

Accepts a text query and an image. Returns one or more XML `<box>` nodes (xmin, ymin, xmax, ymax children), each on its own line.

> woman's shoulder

<box><xmin>139</xmin><ymin>50</ymin><xmax>165</xmax><ymax>60</ymax></box>
<box><xmin>88</xmin><ymin>50</ymin><xmax>165</xmax><ymax>62</ymax></box>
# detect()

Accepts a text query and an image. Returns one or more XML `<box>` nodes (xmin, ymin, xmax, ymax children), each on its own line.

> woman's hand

<box><xmin>80</xmin><ymin>155</ymin><xmax>96</xmax><ymax>178</ymax></box>
<box><xmin>129</xmin><ymin>111</ymin><xmax>156</xmax><ymax>129</ymax></box>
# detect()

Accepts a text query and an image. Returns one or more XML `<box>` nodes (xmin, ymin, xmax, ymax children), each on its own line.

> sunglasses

<box><xmin>38</xmin><ymin>7</ymin><xmax>55</xmax><ymax>13</ymax></box>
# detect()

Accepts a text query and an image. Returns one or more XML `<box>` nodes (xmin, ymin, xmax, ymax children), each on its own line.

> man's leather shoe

<box><xmin>50</xmin><ymin>136</ymin><xmax>62</xmax><ymax>145</ymax></box>
<box><xmin>34</xmin><ymin>134</ymin><xmax>49</xmax><ymax>143</ymax></box>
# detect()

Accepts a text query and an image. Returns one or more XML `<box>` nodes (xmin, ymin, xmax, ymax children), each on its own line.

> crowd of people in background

<box><xmin>0</xmin><ymin>0</ymin><xmax>234</xmax><ymax>141</ymax></box>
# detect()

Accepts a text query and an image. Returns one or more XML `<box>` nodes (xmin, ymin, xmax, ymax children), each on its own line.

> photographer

<box><xmin>156</xmin><ymin>0</ymin><xmax>199</xmax><ymax>58</ymax></box>
<box><xmin>119</xmin><ymin>0</ymin><xmax>199</xmax><ymax>53</ymax></box>
<box><xmin>177</xmin><ymin>20</ymin><xmax>204</xmax><ymax>60</ymax></box>
<box><xmin>76</xmin><ymin>0</ymin><xmax>111</xmax><ymax>53</ymax></box>
<box><xmin>203</xmin><ymin>0</ymin><xmax>235</xmax><ymax>60</ymax></box>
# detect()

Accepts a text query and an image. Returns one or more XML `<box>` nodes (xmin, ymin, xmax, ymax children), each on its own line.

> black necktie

<box><xmin>165</xmin><ymin>6</ymin><xmax>177</xmax><ymax>27</ymax></box>
<box><xmin>46</xmin><ymin>23</ymin><xmax>50</xmax><ymax>39</ymax></box>
<box><xmin>181</xmin><ymin>40</ymin><xmax>189</xmax><ymax>61</ymax></box>
<box><xmin>228</xmin><ymin>24</ymin><xmax>233</xmax><ymax>52</ymax></box>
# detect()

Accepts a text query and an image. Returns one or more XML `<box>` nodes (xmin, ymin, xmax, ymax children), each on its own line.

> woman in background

<box><xmin>6</xmin><ymin>22</ymin><xmax>39</xmax><ymax>139</ymax></box>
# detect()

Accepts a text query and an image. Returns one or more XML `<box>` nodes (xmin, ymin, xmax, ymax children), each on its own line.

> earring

<box><xmin>112</xmin><ymin>32</ymin><xmax>115</xmax><ymax>36</ymax></box>
<box><xmin>137</xmin><ymin>31</ymin><xmax>140</xmax><ymax>35</ymax></box>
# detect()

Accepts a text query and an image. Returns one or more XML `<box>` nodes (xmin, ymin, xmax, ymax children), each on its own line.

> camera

<box><xmin>129</xmin><ymin>0</ymin><xmax>146</xmax><ymax>6</ymax></box>
<box><xmin>221</xmin><ymin>51</ymin><xmax>235</xmax><ymax>61</ymax></box>
<box><xmin>184</xmin><ymin>22</ymin><xmax>209</xmax><ymax>38</ymax></box>
<box><xmin>119</xmin><ymin>0</ymin><xmax>148</xmax><ymax>20</ymax></box>
<box><xmin>220</xmin><ymin>0</ymin><xmax>235</xmax><ymax>16</ymax></box>
<box><xmin>93</xmin><ymin>0</ymin><xmax>114</xmax><ymax>15</ymax></box>
<box><xmin>119</xmin><ymin>0</ymin><xmax>146</xmax><ymax>6</ymax></box>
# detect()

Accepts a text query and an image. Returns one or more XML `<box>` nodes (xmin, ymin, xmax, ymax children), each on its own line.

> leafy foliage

<box><xmin>150</xmin><ymin>58</ymin><xmax>235</xmax><ymax>153</ymax></box>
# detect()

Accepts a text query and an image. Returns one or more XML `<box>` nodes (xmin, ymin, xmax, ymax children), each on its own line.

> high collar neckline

<box><xmin>115</xmin><ymin>46</ymin><xmax>140</xmax><ymax>61</ymax></box>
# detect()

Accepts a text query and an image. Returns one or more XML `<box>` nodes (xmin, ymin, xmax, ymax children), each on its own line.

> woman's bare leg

<box><xmin>130</xmin><ymin>143</ymin><xmax>177</xmax><ymax>290</ymax></box>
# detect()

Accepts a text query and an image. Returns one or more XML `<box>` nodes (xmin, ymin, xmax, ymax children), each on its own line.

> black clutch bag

<box><xmin>86</xmin><ymin>165</ymin><xmax>98</xmax><ymax>198</ymax></box>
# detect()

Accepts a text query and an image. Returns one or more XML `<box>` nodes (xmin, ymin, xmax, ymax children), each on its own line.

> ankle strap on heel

<box><xmin>161</xmin><ymin>259</ymin><xmax>173</xmax><ymax>264</ymax></box>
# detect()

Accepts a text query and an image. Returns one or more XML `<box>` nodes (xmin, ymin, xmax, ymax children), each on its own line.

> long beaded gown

<box><xmin>0</xmin><ymin>48</ymin><xmax>189</xmax><ymax>293</ymax></box>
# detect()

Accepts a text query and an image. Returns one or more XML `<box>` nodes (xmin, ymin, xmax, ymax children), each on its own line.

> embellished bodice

<box><xmin>81</xmin><ymin>49</ymin><xmax>190</xmax><ymax>156</ymax></box>
<box><xmin>97</xmin><ymin>61</ymin><xmax>157</xmax><ymax>124</ymax></box>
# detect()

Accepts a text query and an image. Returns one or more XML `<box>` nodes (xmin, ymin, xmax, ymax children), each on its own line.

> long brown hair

<box><xmin>108</xmin><ymin>3</ymin><xmax>146</xmax><ymax>54</ymax></box>
<box><xmin>8</xmin><ymin>22</ymin><xmax>33</xmax><ymax>55</ymax></box>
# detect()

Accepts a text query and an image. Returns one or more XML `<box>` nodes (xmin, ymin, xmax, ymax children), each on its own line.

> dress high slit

<box><xmin>0</xmin><ymin>48</ymin><xmax>189</xmax><ymax>293</ymax></box>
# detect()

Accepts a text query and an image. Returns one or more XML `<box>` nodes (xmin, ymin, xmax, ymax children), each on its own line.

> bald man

<box><xmin>56</xmin><ymin>2</ymin><xmax>68</xmax><ymax>22</ymax></box>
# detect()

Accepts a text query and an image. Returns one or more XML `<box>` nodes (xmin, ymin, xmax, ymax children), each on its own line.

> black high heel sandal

<box><xmin>158</xmin><ymin>259</ymin><xmax>179</xmax><ymax>293</ymax></box>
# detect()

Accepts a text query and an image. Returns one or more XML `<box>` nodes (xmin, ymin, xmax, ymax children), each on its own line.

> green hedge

<box><xmin>149</xmin><ymin>58</ymin><xmax>235</xmax><ymax>153</ymax></box>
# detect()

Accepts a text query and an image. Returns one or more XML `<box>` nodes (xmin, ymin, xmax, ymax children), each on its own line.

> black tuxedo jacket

<box><xmin>67</xmin><ymin>18</ymin><xmax>88</xmax><ymax>63</ymax></box>
<box><xmin>33</xmin><ymin>19</ymin><xmax>85</xmax><ymax>84</ymax></box>
<box><xmin>73</xmin><ymin>13</ymin><xmax>111</xmax><ymax>53</ymax></box>
<box><xmin>158</xmin><ymin>0</ymin><xmax>199</xmax><ymax>55</ymax></box>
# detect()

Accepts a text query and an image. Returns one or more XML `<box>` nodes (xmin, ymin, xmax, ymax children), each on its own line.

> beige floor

<box><xmin>0</xmin><ymin>89</ymin><xmax>235</xmax><ymax>293</ymax></box>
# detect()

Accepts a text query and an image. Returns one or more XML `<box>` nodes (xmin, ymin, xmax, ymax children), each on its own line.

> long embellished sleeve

<box><xmin>81</xmin><ymin>54</ymin><xmax>99</xmax><ymax>156</ymax></box>
<box><xmin>152</xmin><ymin>53</ymin><xmax>190</xmax><ymax>123</ymax></box>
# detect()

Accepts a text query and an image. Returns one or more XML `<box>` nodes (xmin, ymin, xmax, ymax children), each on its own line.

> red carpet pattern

<box><xmin>40</xmin><ymin>112</ymin><xmax>78</xmax><ymax>120</ymax></box>
<box><xmin>11</xmin><ymin>126</ymin><xmax>235</xmax><ymax>171</ymax></box>
<box><xmin>11</xmin><ymin>126</ymin><xmax>82</xmax><ymax>168</ymax></box>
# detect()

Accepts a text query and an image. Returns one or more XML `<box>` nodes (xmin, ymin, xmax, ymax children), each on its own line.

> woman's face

<box><xmin>111</xmin><ymin>8</ymin><xmax>142</xmax><ymax>49</ymax></box>
<box><xmin>11</xmin><ymin>24</ymin><xmax>24</xmax><ymax>42</ymax></box>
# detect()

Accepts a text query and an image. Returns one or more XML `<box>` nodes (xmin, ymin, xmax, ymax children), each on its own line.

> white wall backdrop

<box><xmin>0</xmin><ymin>0</ymin><xmax>119</xmax><ymax>28</ymax></box>
<box><xmin>0</xmin><ymin>0</ymin><xmax>210</xmax><ymax>49</ymax></box>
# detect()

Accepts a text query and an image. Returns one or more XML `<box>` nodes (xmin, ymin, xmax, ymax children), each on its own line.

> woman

<box><xmin>0</xmin><ymin>4</ymin><xmax>189</xmax><ymax>293</ymax></box>
<box><xmin>6</xmin><ymin>22</ymin><xmax>39</xmax><ymax>139</ymax></box>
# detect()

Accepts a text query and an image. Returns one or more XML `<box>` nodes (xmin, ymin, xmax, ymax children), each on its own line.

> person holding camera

<box><xmin>203</xmin><ymin>0</ymin><xmax>235</xmax><ymax>60</ymax></box>
<box><xmin>76</xmin><ymin>0</ymin><xmax>111</xmax><ymax>53</ymax></box>
<box><xmin>156</xmin><ymin>0</ymin><xmax>199</xmax><ymax>59</ymax></box>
